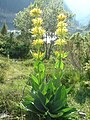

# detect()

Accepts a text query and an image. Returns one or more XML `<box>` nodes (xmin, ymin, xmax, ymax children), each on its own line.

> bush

<box><xmin>0</xmin><ymin>32</ymin><xmax>32</xmax><ymax>59</ymax></box>
<box><xmin>0</xmin><ymin>60</ymin><xmax>9</xmax><ymax>83</ymax></box>
<box><xmin>0</xmin><ymin>69</ymin><xmax>6</xmax><ymax>83</ymax></box>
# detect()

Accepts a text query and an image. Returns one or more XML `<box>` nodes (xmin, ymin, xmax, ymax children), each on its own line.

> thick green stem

<box><xmin>37</xmin><ymin>44</ymin><xmax>41</xmax><ymax>85</ymax></box>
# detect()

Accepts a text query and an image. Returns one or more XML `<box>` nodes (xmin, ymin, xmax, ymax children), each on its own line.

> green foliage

<box><xmin>0</xmin><ymin>32</ymin><xmax>32</xmax><ymax>59</ymax></box>
<box><xmin>61</xmin><ymin>64</ymin><xmax>80</xmax><ymax>88</ymax></box>
<box><xmin>14</xmin><ymin>4</ymin><xmax>34</xmax><ymax>33</ymax></box>
<box><xmin>69</xmin><ymin>32</ymin><xmax>90</xmax><ymax>69</ymax></box>
<box><xmin>0</xmin><ymin>59</ymin><xmax>9</xmax><ymax>83</ymax></box>
<box><xmin>0</xmin><ymin>69</ymin><xmax>6</xmax><ymax>83</ymax></box>
<box><xmin>21</xmin><ymin>85</ymin><xmax>76</xmax><ymax>120</ymax></box>
<box><xmin>74</xmin><ymin>81</ymin><xmax>90</xmax><ymax>104</ymax></box>
<box><xmin>14</xmin><ymin>0</ymin><xmax>71</xmax><ymax>34</ymax></box>
<box><xmin>0</xmin><ymin>23</ymin><xmax>8</xmax><ymax>35</ymax></box>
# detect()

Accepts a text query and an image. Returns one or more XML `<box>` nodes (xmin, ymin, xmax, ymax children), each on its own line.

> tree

<box><xmin>1</xmin><ymin>23</ymin><xmax>8</xmax><ymax>35</ymax></box>
<box><xmin>14</xmin><ymin>0</ymin><xmax>64</xmax><ymax>34</ymax></box>
<box><xmin>14</xmin><ymin>0</ymin><xmax>72</xmax><ymax>59</ymax></box>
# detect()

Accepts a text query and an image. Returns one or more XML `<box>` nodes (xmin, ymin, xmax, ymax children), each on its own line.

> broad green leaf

<box><xmin>55</xmin><ymin>60</ymin><xmax>60</xmax><ymax>68</ymax></box>
<box><xmin>62</xmin><ymin>107</ymin><xmax>76</xmax><ymax>113</ymax></box>
<box><xmin>48</xmin><ymin>86</ymin><xmax>67</xmax><ymax>112</ymax></box>
<box><xmin>48</xmin><ymin>99</ymin><xmax>66</xmax><ymax>113</ymax></box>
<box><xmin>54</xmin><ymin>86</ymin><xmax>67</xmax><ymax>102</ymax></box>
<box><xmin>40</xmin><ymin>71</ymin><xmax>45</xmax><ymax>82</ymax></box>
<box><xmin>60</xmin><ymin>62</ymin><xmax>64</xmax><ymax>70</ymax></box>
<box><xmin>47</xmin><ymin>111</ymin><xmax>63</xmax><ymax>118</ymax></box>
<box><xmin>34</xmin><ymin>97</ymin><xmax>46</xmax><ymax>113</ymax></box>
<box><xmin>31</xmin><ymin>80</ymin><xmax>39</xmax><ymax>91</ymax></box>
<box><xmin>31</xmin><ymin>74</ymin><xmax>39</xmax><ymax>85</ymax></box>
<box><xmin>27</xmin><ymin>102</ymin><xmax>44</xmax><ymax>115</ymax></box>
<box><xmin>38</xmin><ymin>91</ymin><xmax>46</xmax><ymax>105</ymax></box>
<box><xmin>39</xmin><ymin>62</ymin><xmax>45</xmax><ymax>72</ymax></box>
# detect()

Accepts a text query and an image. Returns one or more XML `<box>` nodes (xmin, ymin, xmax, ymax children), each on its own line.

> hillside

<box><xmin>0</xmin><ymin>0</ymin><xmax>34</xmax><ymax>29</ymax></box>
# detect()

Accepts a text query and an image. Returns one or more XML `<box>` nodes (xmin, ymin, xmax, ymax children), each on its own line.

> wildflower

<box><xmin>32</xmin><ymin>39</ymin><xmax>44</xmax><ymax>46</ymax></box>
<box><xmin>30</xmin><ymin>8</ymin><xmax>42</xmax><ymax>17</ymax></box>
<box><xmin>57</xmin><ymin>21</ymin><xmax>67</xmax><ymax>28</ymax></box>
<box><xmin>33</xmin><ymin>52</ymin><xmax>45</xmax><ymax>59</ymax></box>
<box><xmin>58</xmin><ymin>14</ymin><xmax>67</xmax><ymax>21</ymax></box>
<box><xmin>32</xmin><ymin>18</ymin><xmax>43</xmax><ymax>26</ymax></box>
<box><xmin>54</xmin><ymin>39</ymin><xmax>67</xmax><ymax>46</ymax></box>
<box><xmin>55</xmin><ymin>28</ymin><xmax>68</xmax><ymax>35</ymax></box>
<box><xmin>31</xmin><ymin>27</ymin><xmax>45</xmax><ymax>36</ymax></box>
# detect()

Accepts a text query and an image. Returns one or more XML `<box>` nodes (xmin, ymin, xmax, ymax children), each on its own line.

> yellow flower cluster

<box><xmin>54</xmin><ymin>51</ymin><xmax>68</xmax><ymax>58</ymax></box>
<box><xmin>32</xmin><ymin>18</ymin><xmax>43</xmax><ymax>26</ymax></box>
<box><xmin>55</xmin><ymin>14</ymin><xmax>68</xmax><ymax>36</ymax></box>
<box><xmin>32</xmin><ymin>39</ymin><xmax>44</xmax><ymax>46</ymax></box>
<box><xmin>30</xmin><ymin>8</ymin><xmax>45</xmax><ymax>60</ymax></box>
<box><xmin>31</xmin><ymin>27</ymin><xmax>45</xmax><ymax>36</ymax></box>
<box><xmin>58</xmin><ymin>14</ymin><xmax>67</xmax><ymax>21</ymax></box>
<box><xmin>55</xmin><ymin>28</ymin><xmax>68</xmax><ymax>35</ymax></box>
<box><xmin>33</xmin><ymin>52</ymin><xmax>45</xmax><ymax>59</ymax></box>
<box><xmin>57</xmin><ymin>21</ymin><xmax>67</xmax><ymax>28</ymax></box>
<box><xmin>55</xmin><ymin>39</ymin><xmax>67</xmax><ymax>46</ymax></box>
<box><xmin>30</xmin><ymin>8</ymin><xmax>42</xmax><ymax>17</ymax></box>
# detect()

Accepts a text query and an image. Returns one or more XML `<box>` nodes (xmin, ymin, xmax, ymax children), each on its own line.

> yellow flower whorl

<box><xmin>32</xmin><ymin>18</ymin><xmax>43</xmax><ymax>26</ymax></box>
<box><xmin>55</xmin><ymin>28</ymin><xmax>68</xmax><ymax>35</ymax></box>
<box><xmin>55</xmin><ymin>39</ymin><xmax>67</xmax><ymax>46</ymax></box>
<box><xmin>57</xmin><ymin>14</ymin><xmax>67</xmax><ymax>21</ymax></box>
<box><xmin>33</xmin><ymin>52</ymin><xmax>45</xmax><ymax>59</ymax></box>
<box><xmin>30</xmin><ymin>8</ymin><xmax>42</xmax><ymax>17</ymax></box>
<box><xmin>32</xmin><ymin>39</ymin><xmax>44</xmax><ymax>46</ymax></box>
<box><xmin>31</xmin><ymin>27</ymin><xmax>45</xmax><ymax>36</ymax></box>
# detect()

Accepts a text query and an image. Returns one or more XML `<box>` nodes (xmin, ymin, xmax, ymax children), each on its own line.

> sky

<box><xmin>64</xmin><ymin>0</ymin><xmax>90</xmax><ymax>21</ymax></box>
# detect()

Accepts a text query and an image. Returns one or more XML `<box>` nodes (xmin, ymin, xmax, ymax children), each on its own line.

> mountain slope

<box><xmin>0</xmin><ymin>0</ymin><xmax>34</xmax><ymax>29</ymax></box>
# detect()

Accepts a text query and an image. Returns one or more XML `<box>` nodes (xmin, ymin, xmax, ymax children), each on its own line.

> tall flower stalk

<box><xmin>30</xmin><ymin>8</ymin><xmax>45</xmax><ymax>87</ymax></box>
<box><xmin>54</xmin><ymin>13</ymin><xmax>68</xmax><ymax>86</ymax></box>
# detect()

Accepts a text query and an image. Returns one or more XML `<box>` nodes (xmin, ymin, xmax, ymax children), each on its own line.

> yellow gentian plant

<box><xmin>20</xmin><ymin>8</ymin><xmax>76</xmax><ymax>120</ymax></box>
<box><xmin>54</xmin><ymin>13</ymin><xmax>68</xmax><ymax>86</ymax></box>
<box><xmin>30</xmin><ymin>8</ymin><xmax>45</xmax><ymax>86</ymax></box>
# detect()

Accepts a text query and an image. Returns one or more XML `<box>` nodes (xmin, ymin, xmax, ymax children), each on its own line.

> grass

<box><xmin>0</xmin><ymin>56</ymin><xmax>90</xmax><ymax>119</ymax></box>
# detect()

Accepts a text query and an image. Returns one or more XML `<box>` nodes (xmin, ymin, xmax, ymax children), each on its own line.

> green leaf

<box><xmin>54</xmin><ymin>86</ymin><xmax>67</xmax><ymax>102</ymax></box>
<box><xmin>49</xmin><ymin>86</ymin><xmax>67</xmax><ymax>112</ymax></box>
<box><xmin>31</xmin><ymin>80</ymin><xmax>39</xmax><ymax>91</ymax></box>
<box><xmin>48</xmin><ymin>99</ymin><xmax>66</xmax><ymax>113</ymax></box>
<box><xmin>47</xmin><ymin>111</ymin><xmax>63</xmax><ymax>118</ymax></box>
<box><xmin>34</xmin><ymin>61</ymin><xmax>39</xmax><ymax>71</ymax></box>
<box><xmin>60</xmin><ymin>62</ymin><xmax>64</xmax><ymax>70</ymax></box>
<box><xmin>31</xmin><ymin>74</ymin><xmax>39</xmax><ymax>85</ymax></box>
<box><xmin>39</xmin><ymin>83</ymin><xmax>47</xmax><ymax>95</ymax></box>
<box><xmin>62</xmin><ymin>52</ymin><xmax>68</xmax><ymax>58</ymax></box>
<box><xmin>38</xmin><ymin>91</ymin><xmax>46</xmax><ymax>105</ymax></box>
<box><xmin>27</xmin><ymin>102</ymin><xmax>44</xmax><ymax>115</ymax></box>
<box><xmin>39</xmin><ymin>62</ymin><xmax>45</xmax><ymax>72</ymax></box>
<box><xmin>38</xmin><ymin>91</ymin><xmax>48</xmax><ymax>111</ymax></box>
<box><xmin>62</xmin><ymin>107</ymin><xmax>76</xmax><ymax>113</ymax></box>
<box><xmin>40</xmin><ymin>71</ymin><xmax>45</xmax><ymax>82</ymax></box>
<box><xmin>55</xmin><ymin>60</ymin><xmax>60</xmax><ymax>68</ymax></box>
<box><xmin>34</xmin><ymin>96</ymin><xmax>46</xmax><ymax>113</ymax></box>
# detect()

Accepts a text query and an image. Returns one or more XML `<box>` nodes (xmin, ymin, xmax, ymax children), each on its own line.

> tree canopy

<box><xmin>14</xmin><ymin>0</ymin><xmax>69</xmax><ymax>34</ymax></box>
